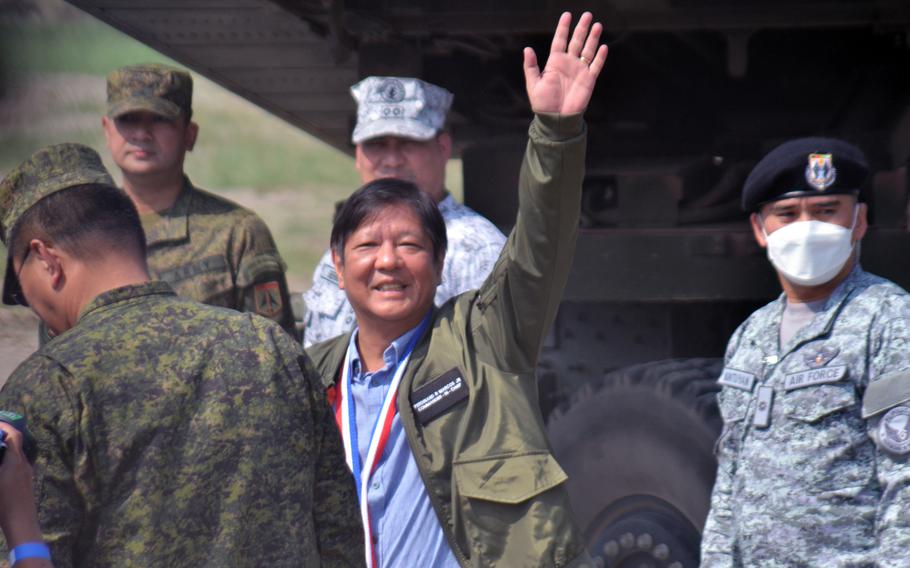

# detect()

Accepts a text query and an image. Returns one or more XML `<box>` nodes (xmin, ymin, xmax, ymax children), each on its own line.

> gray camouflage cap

<box><xmin>107</xmin><ymin>63</ymin><xmax>193</xmax><ymax>120</ymax></box>
<box><xmin>351</xmin><ymin>77</ymin><xmax>453</xmax><ymax>144</ymax></box>
<box><xmin>1</xmin><ymin>143</ymin><xmax>116</xmax><ymax>304</ymax></box>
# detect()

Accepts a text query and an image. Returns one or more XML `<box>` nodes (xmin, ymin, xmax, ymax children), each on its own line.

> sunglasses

<box><xmin>8</xmin><ymin>247</ymin><xmax>32</xmax><ymax>307</ymax></box>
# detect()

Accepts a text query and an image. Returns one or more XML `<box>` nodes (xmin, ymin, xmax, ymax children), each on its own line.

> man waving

<box><xmin>306</xmin><ymin>12</ymin><xmax>608</xmax><ymax>567</ymax></box>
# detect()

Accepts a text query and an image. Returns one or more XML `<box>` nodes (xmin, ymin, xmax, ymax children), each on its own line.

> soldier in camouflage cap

<box><xmin>702</xmin><ymin>138</ymin><xmax>910</xmax><ymax>567</ymax></box>
<box><xmin>302</xmin><ymin>76</ymin><xmax>506</xmax><ymax>346</ymax></box>
<box><xmin>106</xmin><ymin>63</ymin><xmax>192</xmax><ymax>120</ymax></box>
<box><xmin>0</xmin><ymin>144</ymin><xmax>362</xmax><ymax>566</ymax></box>
<box><xmin>1</xmin><ymin>143</ymin><xmax>116</xmax><ymax>306</ymax></box>
<box><xmin>102</xmin><ymin>63</ymin><xmax>298</xmax><ymax>340</ymax></box>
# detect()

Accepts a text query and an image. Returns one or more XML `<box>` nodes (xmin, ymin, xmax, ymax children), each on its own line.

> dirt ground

<box><xmin>0</xmin><ymin>307</ymin><xmax>39</xmax><ymax>388</ymax></box>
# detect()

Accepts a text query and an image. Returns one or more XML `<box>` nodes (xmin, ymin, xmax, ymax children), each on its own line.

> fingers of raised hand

<box><xmin>567</xmin><ymin>12</ymin><xmax>594</xmax><ymax>58</ymax></box>
<box><xmin>549</xmin><ymin>12</ymin><xmax>572</xmax><ymax>54</ymax></box>
<box><xmin>580</xmin><ymin>21</ymin><xmax>603</xmax><ymax>65</ymax></box>
<box><xmin>523</xmin><ymin>47</ymin><xmax>540</xmax><ymax>90</ymax></box>
<box><xmin>588</xmin><ymin>44</ymin><xmax>609</xmax><ymax>77</ymax></box>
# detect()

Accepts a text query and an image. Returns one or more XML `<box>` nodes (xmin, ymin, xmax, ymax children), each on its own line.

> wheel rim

<box><xmin>586</xmin><ymin>494</ymin><xmax>701</xmax><ymax>568</ymax></box>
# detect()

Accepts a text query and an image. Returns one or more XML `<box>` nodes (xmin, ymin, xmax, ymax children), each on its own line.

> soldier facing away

<box><xmin>302</xmin><ymin>75</ymin><xmax>507</xmax><ymax>347</ymax></box>
<box><xmin>701</xmin><ymin>138</ymin><xmax>910</xmax><ymax>567</ymax></box>
<box><xmin>102</xmin><ymin>64</ymin><xmax>298</xmax><ymax>339</ymax></box>
<box><xmin>0</xmin><ymin>144</ymin><xmax>362</xmax><ymax>567</ymax></box>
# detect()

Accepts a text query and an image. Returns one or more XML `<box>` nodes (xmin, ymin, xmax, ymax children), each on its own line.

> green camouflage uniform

<box><xmin>0</xmin><ymin>143</ymin><xmax>363</xmax><ymax>567</ymax></box>
<box><xmin>142</xmin><ymin>178</ymin><xmax>297</xmax><ymax>339</ymax></box>
<box><xmin>107</xmin><ymin>64</ymin><xmax>297</xmax><ymax>339</ymax></box>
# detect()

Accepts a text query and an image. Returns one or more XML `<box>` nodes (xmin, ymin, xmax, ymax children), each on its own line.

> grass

<box><xmin>0</xmin><ymin>5</ymin><xmax>464</xmax><ymax>292</ymax></box>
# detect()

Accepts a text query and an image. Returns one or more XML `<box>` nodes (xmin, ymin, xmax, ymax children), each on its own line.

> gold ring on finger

<box><xmin>580</xmin><ymin>55</ymin><xmax>589</xmax><ymax>65</ymax></box>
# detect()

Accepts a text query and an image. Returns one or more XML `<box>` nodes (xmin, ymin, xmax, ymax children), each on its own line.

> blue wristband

<box><xmin>9</xmin><ymin>542</ymin><xmax>51</xmax><ymax>565</ymax></box>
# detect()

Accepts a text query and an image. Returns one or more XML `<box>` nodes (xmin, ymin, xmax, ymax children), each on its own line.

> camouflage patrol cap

<box><xmin>107</xmin><ymin>63</ymin><xmax>193</xmax><ymax>120</ymax></box>
<box><xmin>351</xmin><ymin>77</ymin><xmax>453</xmax><ymax>144</ymax></box>
<box><xmin>1</xmin><ymin>143</ymin><xmax>116</xmax><ymax>305</ymax></box>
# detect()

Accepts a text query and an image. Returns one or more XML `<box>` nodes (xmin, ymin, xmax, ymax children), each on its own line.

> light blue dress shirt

<box><xmin>347</xmin><ymin>326</ymin><xmax>460</xmax><ymax>568</ymax></box>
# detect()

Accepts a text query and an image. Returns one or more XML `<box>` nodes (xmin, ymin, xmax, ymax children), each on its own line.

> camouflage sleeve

<box><xmin>300</xmin><ymin>353</ymin><xmax>363</xmax><ymax>566</ymax></box>
<box><xmin>867</xmin><ymin>311</ymin><xmax>910</xmax><ymax>566</ymax></box>
<box><xmin>436</xmin><ymin>219</ymin><xmax>506</xmax><ymax>305</ymax></box>
<box><xmin>232</xmin><ymin>213</ymin><xmax>298</xmax><ymax>341</ymax></box>
<box><xmin>0</xmin><ymin>357</ymin><xmax>87</xmax><ymax>568</ymax></box>
<box><xmin>699</xmin><ymin>324</ymin><xmax>746</xmax><ymax>568</ymax></box>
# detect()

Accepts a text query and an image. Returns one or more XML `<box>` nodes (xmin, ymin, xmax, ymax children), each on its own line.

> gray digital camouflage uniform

<box><xmin>0</xmin><ymin>282</ymin><xmax>362</xmax><ymax>567</ymax></box>
<box><xmin>302</xmin><ymin>194</ymin><xmax>506</xmax><ymax>346</ymax></box>
<box><xmin>701</xmin><ymin>264</ymin><xmax>910</xmax><ymax>567</ymax></box>
<box><xmin>142</xmin><ymin>177</ymin><xmax>297</xmax><ymax>339</ymax></box>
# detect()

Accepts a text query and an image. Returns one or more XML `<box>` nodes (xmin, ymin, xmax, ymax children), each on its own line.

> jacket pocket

<box><xmin>454</xmin><ymin>452</ymin><xmax>568</xmax><ymax>504</ymax></box>
<box><xmin>717</xmin><ymin>387</ymin><xmax>750</xmax><ymax>423</ymax></box>
<box><xmin>782</xmin><ymin>384</ymin><xmax>856</xmax><ymax>423</ymax></box>
<box><xmin>781</xmin><ymin>383</ymin><xmax>870</xmax><ymax>493</ymax></box>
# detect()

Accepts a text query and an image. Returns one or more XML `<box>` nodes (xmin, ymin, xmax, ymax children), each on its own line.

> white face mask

<box><xmin>761</xmin><ymin>206</ymin><xmax>858</xmax><ymax>286</ymax></box>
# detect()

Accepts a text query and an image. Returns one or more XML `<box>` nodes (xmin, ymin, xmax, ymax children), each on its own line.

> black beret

<box><xmin>742</xmin><ymin>137</ymin><xmax>869</xmax><ymax>212</ymax></box>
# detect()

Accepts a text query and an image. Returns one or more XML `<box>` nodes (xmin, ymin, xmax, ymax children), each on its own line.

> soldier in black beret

<box><xmin>703</xmin><ymin>137</ymin><xmax>910</xmax><ymax>566</ymax></box>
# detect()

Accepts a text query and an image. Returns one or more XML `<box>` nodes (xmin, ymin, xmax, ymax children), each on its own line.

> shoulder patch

<box><xmin>254</xmin><ymin>281</ymin><xmax>283</xmax><ymax>318</ymax></box>
<box><xmin>878</xmin><ymin>406</ymin><xmax>910</xmax><ymax>454</ymax></box>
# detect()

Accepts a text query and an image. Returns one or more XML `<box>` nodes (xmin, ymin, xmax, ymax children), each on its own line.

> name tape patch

<box><xmin>783</xmin><ymin>365</ymin><xmax>847</xmax><ymax>392</ymax></box>
<box><xmin>410</xmin><ymin>367</ymin><xmax>469</xmax><ymax>425</ymax></box>
<box><xmin>719</xmin><ymin>368</ymin><xmax>757</xmax><ymax>392</ymax></box>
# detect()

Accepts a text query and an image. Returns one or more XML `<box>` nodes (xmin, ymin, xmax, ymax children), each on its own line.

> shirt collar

<box><xmin>347</xmin><ymin>319</ymin><xmax>427</xmax><ymax>384</ymax></box>
<box><xmin>78</xmin><ymin>281</ymin><xmax>175</xmax><ymax>323</ymax></box>
<box><xmin>437</xmin><ymin>193</ymin><xmax>457</xmax><ymax>213</ymax></box>
<box><xmin>140</xmin><ymin>176</ymin><xmax>194</xmax><ymax>246</ymax></box>
<box><xmin>776</xmin><ymin>263</ymin><xmax>869</xmax><ymax>353</ymax></box>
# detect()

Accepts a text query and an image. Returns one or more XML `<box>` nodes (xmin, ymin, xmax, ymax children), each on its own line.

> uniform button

<box><xmin>372</xmin><ymin>481</ymin><xmax>381</xmax><ymax>490</ymax></box>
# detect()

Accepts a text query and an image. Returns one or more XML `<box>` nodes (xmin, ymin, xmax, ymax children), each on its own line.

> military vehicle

<box><xmin>64</xmin><ymin>1</ymin><xmax>910</xmax><ymax>566</ymax></box>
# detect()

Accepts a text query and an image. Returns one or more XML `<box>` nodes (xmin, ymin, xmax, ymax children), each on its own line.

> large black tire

<box><xmin>547</xmin><ymin>358</ymin><xmax>723</xmax><ymax>568</ymax></box>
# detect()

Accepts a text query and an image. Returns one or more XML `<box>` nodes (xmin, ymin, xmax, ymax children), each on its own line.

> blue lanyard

<box><xmin>346</xmin><ymin>312</ymin><xmax>431</xmax><ymax>502</ymax></box>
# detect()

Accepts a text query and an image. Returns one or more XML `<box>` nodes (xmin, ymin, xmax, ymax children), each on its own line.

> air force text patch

<box><xmin>878</xmin><ymin>406</ymin><xmax>910</xmax><ymax>455</ymax></box>
<box><xmin>719</xmin><ymin>368</ymin><xmax>757</xmax><ymax>392</ymax></box>
<box><xmin>784</xmin><ymin>365</ymin><xmax>847</xmax><ymax>391</ymax></box>
<box><xmin>410</xmin><ymin>368</ymin><xmax>469</xmax><ymax>425</ymax></box>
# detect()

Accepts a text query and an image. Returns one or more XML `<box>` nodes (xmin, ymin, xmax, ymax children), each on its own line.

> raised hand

<box><xmin>523</xmin><ymin>12</ymin><xmax>608</xmax><ymax>116</ymax></box>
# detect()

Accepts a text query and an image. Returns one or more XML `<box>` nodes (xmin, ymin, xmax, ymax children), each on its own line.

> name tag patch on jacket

<box><xmin>783</xmin><ymin>365</ymin><xmax>846</xmax><ymax>391</ymax></box>
<box><xmin>719</xmin><ymin>368</ymin><xmax>756</xmax><ymax>392</ymax></box>
<box><xmin>411</xmin><ymin>368</ymin><xmax>469</xmax><ymax>425</ymax></box>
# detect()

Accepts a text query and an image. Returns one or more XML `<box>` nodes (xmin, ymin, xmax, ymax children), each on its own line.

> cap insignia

<box><xmin>805</xmin><ymin>153</ymin><xmax>837</xmax><ymax>191</ymax></box>
<box><xmin>378</xmin><ymin>78</ymin><xmax>406</xmax><ymax>102</ymax></box>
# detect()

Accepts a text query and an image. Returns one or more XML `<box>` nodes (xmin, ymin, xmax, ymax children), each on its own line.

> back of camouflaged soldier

<box><xmin>0</xmin><ymin>143</ymin><xmax>362</xmax><ymax>567</ymax></box>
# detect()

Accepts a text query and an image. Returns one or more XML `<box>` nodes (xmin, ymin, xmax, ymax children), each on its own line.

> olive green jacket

<box><xmin>307</xmin><ymin>114</ymin><xmax>590</xmax><ymax>567</ymax></box>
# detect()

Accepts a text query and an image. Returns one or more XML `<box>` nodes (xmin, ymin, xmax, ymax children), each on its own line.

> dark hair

<box><xmin>330</xmin><ymin>178</ymin><xmax>447</xmax><ymax>264</ymax></box>
<box><xmin>9</xmin><ymin>183</ymin><xmax>147</xmax><ymax>263</ymax></box>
